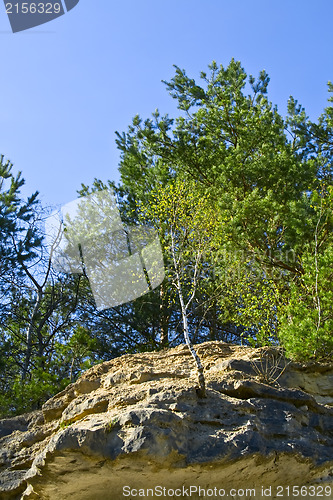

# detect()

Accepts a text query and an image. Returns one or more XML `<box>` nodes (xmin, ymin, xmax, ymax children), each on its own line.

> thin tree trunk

<box><xmin>209</xmin><ymin>300</ymin><xmax>218</xmax><ymax>341</ymax></box>
<box><xmin>159</xmin><ymin>282</ymin><xmax>169</xmax><ymax>347</ymax></box>
<box><xmin>22</xmin><ymin>287</ymin><xmax>42</xmax><ymax>380</ymax></box>
<box><xmin>178</xmin><ymin>283</ymin><xmax>206</xmax><ymax>397</ymax></box>
<box><xmin>170</xmin><ymin>229</ymin><xmax>206</xmax><ymax>398</ymax></box>
<box><xmin>69</xmin><ymin>356</ymin><xmax>76</xmax><ymax>382</ymax></box>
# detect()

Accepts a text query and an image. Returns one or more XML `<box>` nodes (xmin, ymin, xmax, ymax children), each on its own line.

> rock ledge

<box><xmin>0</xmin><ymin>342</ymin><xmax>333</xmax><ymax>499</ymax></box>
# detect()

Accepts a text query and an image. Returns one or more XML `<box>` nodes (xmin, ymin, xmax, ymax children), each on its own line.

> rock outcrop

<box><xmin>0</xmin><ymin>342</ymin><xmax>332</xmax><ymax>499</ymax></box>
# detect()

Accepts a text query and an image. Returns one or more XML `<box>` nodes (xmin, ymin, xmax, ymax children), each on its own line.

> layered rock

<box><xmin>0</xmin><ymin>342</ymin><xmax>332</xmax><ymax>499</ymax></box>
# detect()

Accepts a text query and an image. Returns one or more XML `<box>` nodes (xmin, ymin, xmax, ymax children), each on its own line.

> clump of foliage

<box><xmin>278</xmin><ymin>187</ymin><xmax>333</xmax><ymax>360</ymax></box>
<box><xmin>1</xmin><ymin>60</ymin><xmax>333</xmax><ymax>417</ymax></box>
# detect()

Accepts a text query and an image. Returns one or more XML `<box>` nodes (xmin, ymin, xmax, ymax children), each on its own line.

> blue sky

<box><xmin>0</xmin><ymin>0</ymin><xmax>333</xmax><ymax>208</ymax></box>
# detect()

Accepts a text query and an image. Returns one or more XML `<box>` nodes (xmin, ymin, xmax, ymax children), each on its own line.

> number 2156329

<box><xmin>276</xmin><ymin>485</ymin><xmax>332</xmax><ymax>497</ymax></box>
<box><xmin>5</xmin><ymin>3</ymin><xmax>62</xmax><ymax>14</ymax></box>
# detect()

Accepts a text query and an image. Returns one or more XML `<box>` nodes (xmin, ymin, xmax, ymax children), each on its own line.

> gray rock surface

<box><xmin>0</xmin><ymin>342</ymin><xmax>332</xmax><ymax>499</ymax></box>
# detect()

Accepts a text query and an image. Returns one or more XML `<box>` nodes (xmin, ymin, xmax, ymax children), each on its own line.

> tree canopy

<box><xmin>1</xmin><ymin>59</ymin><xmax>332</xmax><ymax>416</ymax></box>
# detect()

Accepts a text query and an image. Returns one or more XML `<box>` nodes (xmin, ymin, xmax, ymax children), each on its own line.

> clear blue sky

<box><xmin>0</xmin><ymin>0</ymin><xmax>332</xmax><ymax>208</ymax></box>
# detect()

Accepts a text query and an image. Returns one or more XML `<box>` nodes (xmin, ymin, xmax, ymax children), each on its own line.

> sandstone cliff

<box><xmin>0</xmin><ymin>341</ymin><xmax>332</xmax><ymax>500</ymax></box>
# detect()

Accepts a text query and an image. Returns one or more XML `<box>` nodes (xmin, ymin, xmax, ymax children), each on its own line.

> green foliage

<box><xmin>138</xmin><ymin>177</ymin><xmax>225</xmax><ymax>396</ymax></box>
<box><xmin>105</xmin><ymin>418</ymin><xmax>119</xmax><ymax>433</ymax></box>
<box><xmin>278</xmin><ymin>249</ymin><xmax>333</xmax><ymax>360</ymax></box>
<box><xmin>278</xmin><ymin>187</ymin><xmax>333</xmax><ymax>360</ymax></box>
<box><xmin>164</xmin><ymin>60</ymin><xmax>316</xmax><ymax>269</ymax></box>
<box><xmin>138</xmin><ymin>177</ymin><xmax>224</xmax><ymax>336</ymax></box>
<box><xmin>0</xmin><ymin>161</ymin><xmax>103</xmax><ymax>416</ymax></box>
<box><xmin>59</xmin><ymin>420</ymin><xmax>74</xmax><ymax>429</ymax></box>
<box><xmin>113</xmin><ymin>59</ymin><xmax>333</xmax><ymax>359</ymax></box>
<box><xmin>54</xmin><ymin>326</ymin><xmax>99</xmax><ymax>381</ymax></box>
<box><xmin>139</xmin><ymin>177</ymin><xmax>222</xmax><ymax>264</ymax></box>
<box><xmin>2</xmin><ymin>59</ymin><xmax>333</xmax><ymax>417</ymax></box>
<box><xmin>221</xmin><ymin>269</ymin><xmax>285</xmax><ymax>347</ymax></box>
<box><xmin>0</xmin><ymin>363</ymin><xmax>69</xmax><ymax>418</ymax></box>
<box><xmin>0</xmin><ymin>155</ymin><xmax>40</xmax><ymax>310</ymax></box>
